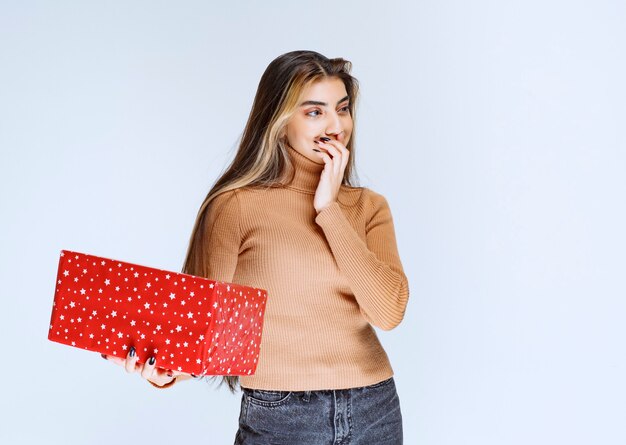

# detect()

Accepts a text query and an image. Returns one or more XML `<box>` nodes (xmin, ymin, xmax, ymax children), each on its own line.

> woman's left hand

<box><xmin>313</xmin><ymin>137</ymin><xmax>350</xmax><ymax>214</ymax></box>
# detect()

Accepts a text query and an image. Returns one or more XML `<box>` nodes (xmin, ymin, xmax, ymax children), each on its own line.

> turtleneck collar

<box><xmin>283</xmin><ymin>146</ymin><xmax>325</xmax><ymax>194</ymax></box>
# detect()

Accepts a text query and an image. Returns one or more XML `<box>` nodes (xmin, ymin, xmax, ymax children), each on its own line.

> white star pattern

<box><xmin>50</xmin><ymin>250</ymin><xmax>267</xmax><ymax>376</ymax></box>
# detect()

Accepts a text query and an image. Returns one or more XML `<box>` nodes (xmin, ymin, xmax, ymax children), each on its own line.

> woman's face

<box><xmin>284</xmin><ymin>77</ymin><xmax>353</xmax><ymax>164</ymax></box>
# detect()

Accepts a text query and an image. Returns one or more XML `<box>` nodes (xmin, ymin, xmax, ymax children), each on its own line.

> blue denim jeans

<box><xmin>233</xmin><ymin>376</ymin><xmax>403</xmax><ymax>444</ymax></box>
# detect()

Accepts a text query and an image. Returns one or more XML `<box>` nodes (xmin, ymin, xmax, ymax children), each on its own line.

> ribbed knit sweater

<box><xmin>203</xmin><ymin>147</ymin><xmax>410</xmax><ymax>391</ymax></box>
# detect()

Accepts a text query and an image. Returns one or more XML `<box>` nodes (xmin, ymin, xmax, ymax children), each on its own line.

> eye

<box><xmin>306</xmin><ymin>106</ymin><xmax>350</xmax><ymax>117</ymax></box>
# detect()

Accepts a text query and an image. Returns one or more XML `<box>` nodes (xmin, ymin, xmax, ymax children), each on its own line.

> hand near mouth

<box><xmin>312</xmin><ymin>137</ymin><xmax>350</xmax><ymax>214</ymax></box>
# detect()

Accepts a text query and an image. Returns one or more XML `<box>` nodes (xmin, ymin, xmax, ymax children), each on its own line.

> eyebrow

<box><xmin>299</xmin><ymin>95</ymin><xmax>350</xmax><ymax>107</ymax></box>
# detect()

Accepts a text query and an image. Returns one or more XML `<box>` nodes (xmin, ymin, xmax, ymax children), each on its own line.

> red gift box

<box><xmin>47</xmin><ymin>249</ymin><xmax>268</xmax><ymax>376</ymax></box>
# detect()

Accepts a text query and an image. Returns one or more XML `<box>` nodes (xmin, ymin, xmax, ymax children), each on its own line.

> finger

<box><xmin>323</xmin><ymin>140</ymin><xmax>349</xmax><ymax>174</ymax></box>
<box><xmin>105</xmin><ymin>354</ymin><xmax>126</xmax><ymax>366</ymax></box>
<box><xmin>315</xmin><ymin>149</ymin><xmax>332</xmax><ymax>165</ymax></box>
<box><xmin>159</xmin><ymin>368</ymin><xmax>174</xmax><ymax>378</ymax></box>
<box><xmin>125</xmin><ymin>346</ymin><xmax>138</xmax><ymax>373</ymax></box>
<box><xmin>316</xmin><ymin>144</ymin><xmax>337</xmax><ymax>162</ymax></box>
<box><xmin>329</xmin><ymin>140</ymin><xmax>349</xmax><ymax>169</ymax></box>
<box><xmin>320</xmin><ymin>138</ymin><xmax>347</xmax><ymax>155</ymax></box>
<box><xmin>149</xmin><ymin>367</ymin><xmax>172</xmax><ymax>384</ymax></box>
<box><xmin>141</xmin><ymin>355</ymin><xmax>157</xmax><ymax>380</ymax></box>
<box><xmin>320</xmin><ymin>142</ymin><xmax>343</xmax><ymax>174</ymax></box>
<box><xmin>319</xmin><ymin>143</ymin><xmax>343</xmax><ymax>171</ymax></box>
<box><xmin>340</xmin><ymin>148</ymin><xmax>350</xmax><ymax>174</ymax></box>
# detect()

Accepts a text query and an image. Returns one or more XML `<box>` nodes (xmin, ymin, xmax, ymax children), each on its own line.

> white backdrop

<box><xmin>1</xmin><ymin>1</ymin><xmax>625</xmax><ymax>444</ymax></box>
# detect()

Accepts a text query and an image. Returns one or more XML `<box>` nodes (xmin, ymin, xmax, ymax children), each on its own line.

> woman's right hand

<box><xmin>101</xmin><ymin>346</ymin><xmax>190</xmax><ymax>387</ymax></box>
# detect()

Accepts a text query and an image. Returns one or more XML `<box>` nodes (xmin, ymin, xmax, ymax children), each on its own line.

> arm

<box><xmin>200</xmin><ymin>189</ymin><xmax>242</xmax><ymax>283</ymax></box>
<box><xmin>314</xmin><ymin>188</ymin><xmax>410</xmax><ymax>331</ymax></box>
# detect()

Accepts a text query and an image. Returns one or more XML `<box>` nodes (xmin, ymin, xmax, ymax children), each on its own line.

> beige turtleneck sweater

<box><xmin>202</xmin><ymin>147</ymin><xmax>410</xmax><ymax>391</ymax></box>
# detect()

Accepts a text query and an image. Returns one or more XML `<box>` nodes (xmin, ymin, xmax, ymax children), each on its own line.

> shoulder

<box><xmin>359</xmin><ymin>187</ymin><xmax>390</xmax><ymax>212</ymax></box>
<box><xmin>363</xmin><ymin>187</ymin><xmax>386</xmax><ymax>203</ymax></box>
<box><xmin>210</xmin><ymin>188</ymin><xmax>240</xmax><ymax>205</ymax></box>
<box><xmin>362</xmin><ymin>188</ymin><xmax>395</xmax><ymax>230</ymax></box>
<box><xmin>205</xmin><ymin>189</ymin><xmax>241</xmax><ymax>219</ymax></box>
<box><xmin>335</xmin><ymin>184</ymin><xmax>368</xmax><ymax>208</ymax></box>
<box><xmin>334</xmin><ymin>185</ymin><xmax>391</xmax><ymax>212</ymax></box>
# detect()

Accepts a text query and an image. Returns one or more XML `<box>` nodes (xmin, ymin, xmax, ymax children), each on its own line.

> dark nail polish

<box><xmin>167</xmin><ymin>372</ymin><xmax>173</xmax><ymax>377</ymax></box>
<box><xmin>191</xmin><ymin>373</ymin><xmax>197</xmax><ymax>378</ymax></box>
<box><xmin>313</xmin><ymin>140</ymin><xmax>320</xmax><ymax>144</ymax></box>
<box><xmin>320</xmin><ymin>137</ymin><xmax>331</xmax><ymax>142</ymax></box>
<box><xmin>312</xmin><ymin>149</ymin><xmax>321</xmax><ymax>152</ymax></box>
<box><xmin>101</xmin><ymin>354</ymin><xmax>108</xmax><ymax>360</ymax></box>
<box><xmin>148</xmin><ymin>356</ymin><xmax>156</xmax><ymax>365</ymax></box>
<box><xmin>129</xmin><ymin>346</ymin><xmax>136</xmax><ymax>357</ymax></box>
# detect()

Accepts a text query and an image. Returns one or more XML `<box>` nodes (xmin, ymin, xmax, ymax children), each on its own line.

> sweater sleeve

<box><xmin>314</xmin><ymin>188</ymin><xmax>410</xmax><ymax>330</ymax></box>
<box><xmin>201</xmin><ymin>189</ymin><xmax>241</xmax><ymax>283</ymax></box>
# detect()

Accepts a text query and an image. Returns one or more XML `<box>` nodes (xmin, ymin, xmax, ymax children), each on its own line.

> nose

<box><xmin>325</xmin><ymin>113</ymin><xmax>344</xmax><ymax>140</ymax></box>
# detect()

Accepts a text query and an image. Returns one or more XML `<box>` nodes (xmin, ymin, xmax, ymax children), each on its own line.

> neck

<box><xmin>283</xmin><ymin>146</ymin><xmax>325</xmax><ymax>194</ymax></box>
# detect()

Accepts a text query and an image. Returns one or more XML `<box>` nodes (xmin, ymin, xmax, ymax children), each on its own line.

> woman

<box><xmin>103</xmin><ymin>50</ymin><xmax>410</xmax><ymax>444</ymax></box>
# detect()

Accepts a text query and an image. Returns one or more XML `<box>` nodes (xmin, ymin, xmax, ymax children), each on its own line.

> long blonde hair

<box><xmin>181</xmin><ymin>50</ymin><xmax>361</xmax><ymax>393</ymax></box>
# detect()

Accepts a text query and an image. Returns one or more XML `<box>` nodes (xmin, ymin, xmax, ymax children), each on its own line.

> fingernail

<box><xmin>167</xmin><ymin>372</ymin><xmax>173</xmax><ymax>377</ymax></box>
<box><xmin>148</xmin><ymin>356</ymin><xmax>156</xmax><ymax>365</ymax></box>
<box><xmin>313</xmin><ymin>140</ymin><xmax>320</xmax><ymax>144</ymax></box>
<box><xmin>320</xmin><ymin>137</ymin><xmax>331</xmax><ymax>142</ymax></box>
<box><xmin>191</xmin><ymin>373</ymin><xmax>197</xmax><ymax>378</ymax></box>
<box><xmin>129</xmin><ymin>346</ymin><xmax>136</xmax><ymax>357</ymax></box>
<box><xmin>313</xmin><ymin>149</ymin><xmax>321</xmax><ymax>152</ymax></box>
<box><xmin>101</xmin><ymin>354</ymin><xmax>108</xmax><ymax>360</ymax></box>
